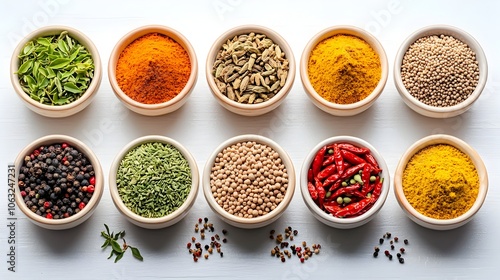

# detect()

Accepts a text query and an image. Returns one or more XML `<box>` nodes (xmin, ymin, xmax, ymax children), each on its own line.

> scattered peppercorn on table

<box><xmin>1</xmin><ymin>0</ymin><xmax>498</xmax><ymax>279</ymax></box>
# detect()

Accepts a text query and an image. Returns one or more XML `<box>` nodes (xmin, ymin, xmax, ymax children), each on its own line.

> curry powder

<box><xmin>402</xmin><ymin>144</ymin><xmax>479</xmax><ymax>219</ymax></box>
<box><xmin>308</xmin><ymin>34</ymin><xmax>381</xmax><ymax>104</ymax></box>
<box><xmin>116</xmin><ymin>33</ymin><xmax>191</xmax><ymax>104</ymax></box>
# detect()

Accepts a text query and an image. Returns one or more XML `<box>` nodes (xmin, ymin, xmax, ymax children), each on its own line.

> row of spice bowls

<box><xmin>10</xmin><ymin>23</ymin><xmax>487</xmax><ymax>119</ymax></box>
<box><xmin>14</xmin><ymin>133</ymin><xmax>488</xmax><ymax>231</ymax></box>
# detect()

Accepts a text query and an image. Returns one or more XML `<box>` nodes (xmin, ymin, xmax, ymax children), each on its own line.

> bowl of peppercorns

<box><xmin>14</xmin><ymin>135</ymin><xmax>104</xmax><ymax>230</ymax></box>
<box><xmin>300</xmin><ymin>136</ymin><xmax>390</xmax><ymax>229</ymax></box>
<box><xmin>394</xmin><ymin>25</ymin><xmax>488</xmax><ymax>118</ymax></box>
<box><xmin>202</xmin><ymin>134</ymin><xmax>295</xmax><ymax>229</ymax></box>
<box><xmin>10</xmin><ymin>25</ymin><xmax>102</xmax><ymax>118</ymax></box>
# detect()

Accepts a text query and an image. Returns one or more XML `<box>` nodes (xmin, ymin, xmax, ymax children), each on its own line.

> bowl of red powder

<box><xmin>394</xmin><ymin>134</ymin><xmax>488</xmax><ymax>230</ymax></box>
<box><xmin>300</xmin><ymin>25</ymin><xmax>388</xmax><ymax>116</ymax></box>
<box><xmin>108</xmin><ymin>25</ymin><xmax>198</xmax><ymax>116</ymax></box>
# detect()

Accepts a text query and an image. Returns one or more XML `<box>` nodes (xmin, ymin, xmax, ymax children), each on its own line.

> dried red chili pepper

<box><xmin>333</xmin><ymin>144</ymin><xmax>344</xmax><ymax>175</ymax></box>
<box><xmin>371</xmin><ymin>178</ymin><xmax>384</xmax><ymax>200</ymax></box>
<box><xmin>340</xmin><ymin>149</ymin><xmax>366</xmax><ymax>165</ymax></box>
<box><xmin>317</xmin><ymin>164</ymin><xmax>337</xmax><ymax>180</ymax></box>
<box><xmin>312</xmin><ymin>146</ymin><xmax>326</xmax><ymax>177</ymax></box>
<box><xmin>307</xmin><ymin>168</ymin><xmax>313</xmax><ymax>182</ymax></box>
<box><xmin>361</xmin><ymin>176</ymin><xmax>378</xmax><ymax>196</ymax></box>
<box><xmin>330</xmin><ymin>184</ymin><xmax>363</xmax><ymax>200</ymax></box>
<box><xmin>361</xmin><ymin>164</ymin><xmax>372</xmax><ymax>187</ymax></box>
<box><xmin>322</xmin><ymin>155</ymin><xmax>335</xmax><ymax>167</ymax></box>
<box><xmin>339</xmin><ymin>163</ymin><xmax>366</xmax><ymax>180</ymax></box>
<box><xmin>323</xmin><ymin>201</ymin><xmax>342</xmax><ymax>215</ymax></box>
<box><xmin>322</xmin><ymin>173</ymin><xmax>341</xmax><ymax>188</ymax></box>
<box><xmin>308</xmin><ymin>181</ymin><xmax>318</xmax><ymax>201</ymax></box>
<box><xmin>327</xmin><ymin>179</ymin><xmax>342</xmax><ymax>193</ymax></box>
<box><xmin>315</xmin><ymin>178</ymin><xmax>326</xmax><ymax>209</ymax></box>
<box><xmin>337</xmin><ymin>143</ymin><xmax>370</xmax><ymax>154</ymax></box>
<box><xmin>364</xmin><ymin>153</ymin><xmax>381</xmax><ymax>173</ymax></box>
<box><xmin>335</xmin><ymin>198</ymin><xmax>375</xmax><ymax>218</ymax></box>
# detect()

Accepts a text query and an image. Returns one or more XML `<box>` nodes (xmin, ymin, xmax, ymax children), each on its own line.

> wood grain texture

<box><xmin>1</xmin><ymin>0</ymin><xmax>499</xmax><ymax>279</ymax></box>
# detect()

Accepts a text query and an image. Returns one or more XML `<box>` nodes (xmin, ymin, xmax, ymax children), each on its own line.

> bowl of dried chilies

<box><xmin>10</xmin><ymin>25</ymin><xmax>102</xmax><ymax>118</ymax></box>
<box><xmin>301</xmin><ymin>136</ymin><xmax>390</xmax><ymax>229</ymax></box>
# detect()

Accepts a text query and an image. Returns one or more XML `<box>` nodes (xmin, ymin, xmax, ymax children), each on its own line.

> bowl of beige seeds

<box><xmin>394</xmin><ymin>25</ymin><xmax>487</xmax><ymax>118</ymax></box>
<box><xmin>206</xmin><ymin>25</ymin><xmax>296</xmax><ymax>116</ymax></box>
<box><xmin>202</xmin><ymin>134</ymin><xmax>295</xmax><ymax>228</ymax></box>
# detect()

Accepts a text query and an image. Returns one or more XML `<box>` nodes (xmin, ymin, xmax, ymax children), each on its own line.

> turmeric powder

<box><xmin>116</xmin><ymin>33</ymin><xmax>191</xmax><ymax>104</ymax></box>
<box><xmin>402</xmin><ymin>144</ymin><xmax>479</xmax><ymax>220</ymax></box>
<box><xmin>308</xmin><ymin>34</ymin><xmax>381</xmax><ymax>104</ymax></box>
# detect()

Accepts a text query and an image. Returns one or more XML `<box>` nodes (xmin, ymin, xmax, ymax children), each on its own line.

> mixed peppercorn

<box><xmin>18</xmin><ymin>143</ymin><xmax>95</xmax><ymax>219</ymax></box>
<box><xmin>307</xmin><ymin>142</ymin><xmax>384</xmax><ymax>218</ymax></box>
<box><xmin>373</xmin><ymin>232</ymin><xmax>408</xmax><ymax>264</ymax></box>
<box><xmin>269</xmin><ymin>226</ymin><xmax>321</xmax><ymax>263</ymax></box>
<box><xmin>187</xmin><ymin>217</ymin><xmax>228</xmax><ymax>262</ymax></box>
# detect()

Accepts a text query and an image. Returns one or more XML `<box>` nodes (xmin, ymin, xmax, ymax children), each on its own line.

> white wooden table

<box><xmin>1</xmin><ymin>1</ymin><xmax>499</xmax><ymax>279</ymax></box>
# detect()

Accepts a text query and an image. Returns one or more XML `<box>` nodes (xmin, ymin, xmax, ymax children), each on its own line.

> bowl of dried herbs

<box><xmin>10</xmin><ymin>25</ymin><xmax>102</xmax><ymax>118</ymax></box>
<box><xmin>109</xmin><ymin>135</ymin><xmax>199</xmax><ymax>229</ymax></box>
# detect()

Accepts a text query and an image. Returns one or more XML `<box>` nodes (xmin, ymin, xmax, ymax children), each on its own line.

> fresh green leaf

<box><xmin>16</xmin><ymin>60</ymin><xmax>33</xmax><ymax>74</ymax></box>
<box><xmin>57</xmin><ymin>39</ymin><xmax>69</xmax><ymax>55</ymax></box>
<box><xmin>114</xmin><ymin>252</ymin><xmax>124</xmax><ymax>263</ymax></box>
<box><xmin>130</xmin><ymin>247</ymin><xmax>143</xmax><ymax>261</ymax></box>
<box><xmin>54</xmin><ymin>77</ymin><xmax>62</xmax><ymax>93</ymax></box>
<box><xmin>36</xmin><ymin>37</ymin><xmax>51</xmax><ymax>46</ymax></box>
<box><xmin>63</xmin><ymin>82</ymin><xmax>82</xmax><ymax>94</ymax></box>
<box><xmin>49</xmin><ymin>58</ymin><xmax>70</xmax><ymax>69</ymax></box>
<box><xmin>104</xmin><ymin>224</ymin><xmax>111</xmax><ymax>236</ymax></box>
<box><xmin>111</xmin><ymin>240</ymin><xmax>123</xmax><ymax>254</ymax></box>
<box><xmin>101</xmin><ymin>239</ymin><xmax>110</xmax><ymax>249</ymax></box>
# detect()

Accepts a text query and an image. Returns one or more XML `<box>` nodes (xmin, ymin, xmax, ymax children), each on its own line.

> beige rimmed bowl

<box><xmin>300</xmin><ymin>25</ymin><xmax>388</xmax><ymax>116</ymax></box>
<box><xmin>14</xmin><ymin>135</ymin><xmax>104</xmax><ymax>230</ymax></box>
<box><xmin>10</xmin><ymin>25</ymin><xmax>102</xmax><ymax>118</ymax></box>
<box><xmin>206</xmin><ymin>25</ymin><xmax>296</xmax><ymax>116</ymax></box>
<box><xmin>300</xmin><ymin>136</ymin><xmax>390</xmax><ymax>229</ymax></box>
<box><xmin>202</xmin><ymin>134</ymin><xmax>295</xmax><ymax>228</ymax></box>
<box><xmin>394</xmin><ymin>25</ymin><xmax>488</xmax><ymax>118</ymax></box>
<box><xmin>109</xmin><ymin>135</ymin><xmax>199</xmax><ymax>229</ymax></box>
<box><xmin>394</xmin><ymin>134</ymin><xmax>488</xmax><ymax>230</ymax></box>
<box><xmin>108</xmin><ymin>25</ymin><xmax>198</xmax><ymax>116</ymax></box>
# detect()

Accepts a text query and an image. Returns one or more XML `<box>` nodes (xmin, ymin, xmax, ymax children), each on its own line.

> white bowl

<box><xmin>202</xmin><ymin>134</ymin><xmax>295</xmax><ymax>228</ymax></box>
<box><xmin>206</xmin><ymin>25</ymin><xmax>296</xmax><ymax>116</ymax></box>
<box><xmin>109</xmin><ymin>135</ymin><xmax>199</xmax><ymax>229</ymax></box>
<box><xmin>394</xmin><ymin>134</ymin><xmax>488</xmax><ymax>230</ymax></box>
<box><xmin>394</xmin><ymin>25</ymin><xmax>487</xmax><ymax>118</ymax></box>
<box><xmin>300</xmin><ymin>25</ymin><xmax>388</xmax><ymax>116</ymax></box>
<box><xmin>14</xmin><ymin>135</ymin><xmax>104</xmax><ymax>230</ymax></box>
<box><xmin>300</xmin><ymin>136</ymin><xmax>390</xmax><ymax>229</ymax></box>
<box><xmin>108</xmin><ymin>25</ymin><xmax>198</xmax><ymax>116</ymax></box>
<box><xmin>10</xmin><ymin>25</ymin><xmax>102</xmax><ymax>118</ymax></box>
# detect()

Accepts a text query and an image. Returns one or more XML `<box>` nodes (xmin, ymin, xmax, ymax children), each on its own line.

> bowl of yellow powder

<box><xmin>300</xmin><ymin>25</ymin><xmax>388</xmax><ymax>116</ymax></box>
<box><xmin>394</xmin><ymin>25</ymin><xmax>487</xmax><ymax>118</ymax></box>
<box><xmin>394</xmin><ymin>134</ymin><xmax>488</xmax><ymax>230</ymax></box>
<box><xmin>108</xmin><ymin>25</ymin><xmax>198</xmax><ymax>116</ymax></box>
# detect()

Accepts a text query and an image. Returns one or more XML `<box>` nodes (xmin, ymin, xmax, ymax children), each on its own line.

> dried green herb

<box><xmin>101</xmin><ymin>224</ymin><xmax>143</xmax><ymax>263</ymax></box>
<box><xmin>116</xmin><ymin>142</ymin><xmax>192</xmax><ymax>218</ymax></box>
<box><xmin>16</xmin><ymin>30</ymin><xmax>94</xmax><ymax>105</ymax></box>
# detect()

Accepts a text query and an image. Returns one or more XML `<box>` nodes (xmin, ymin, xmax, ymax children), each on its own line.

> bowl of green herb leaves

<box><xmin>109</xmin><ymin>135</ymin><xmax>199</xmax><ymax>229</ymax></box>
<box><xmin>10</xmin><ymin>25</ymin><xmax>102</xmax><ymax>118</ymax></box>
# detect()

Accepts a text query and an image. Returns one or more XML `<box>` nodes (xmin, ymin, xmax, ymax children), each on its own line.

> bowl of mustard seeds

<box><xmin>300</xmin><ymin>25</ymin><xmax>388</xmax><ymax>116</ymax></box>
<box><xmin>394</xmin><ymin>134</ymin><xmax>488</xmax><ymax>230</ymax></box>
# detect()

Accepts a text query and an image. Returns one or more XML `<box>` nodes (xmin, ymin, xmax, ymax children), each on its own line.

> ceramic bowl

<box><xmin>206</xmin><ymin>25</ymin><xmax>296</xmax><ymax>116</ymax></box>
<box><xmin>202</xmin><ymin>134</ymin><xmax>295</xmax><ymax>228</ymax></box>
<box><xmin>300</xmin><ymin>25</ymin><xmax>388</xmax><ymax>116</ymax></box>
<box><xmin>10</xmin><ymin>25</ymin><xmax>102</xmax><ymax>118</ymax></box>
<box><xmin>394</xmin><ymin>134</ymin><xmax>488</xmax><ymax>230</ymax></box>
<box><xmin>394</xmin><ymin>25</ymin><xmax>488</xmax><ymax>118</ymax></box>
<box><xmin>108</xmin><ymin>25</ymin><xmax>198</xmax><ymax>116</ymax></box>
<box><xmin>300</xmin><ymin>136</ymin><xmax>390</xmax><ymax>229</ymax></box>
<box><xmin>14</xmin><ymin>135</ymin><xmax>104</xmax><ymax>230</ymax></box>
<box><xmin>109</xmin><ymin>135</ymin><xmax>199</xmax><ymax>229</ymax></box>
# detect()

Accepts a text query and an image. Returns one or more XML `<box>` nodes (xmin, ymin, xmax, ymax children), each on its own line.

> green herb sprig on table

<box><xmin>16</xmin><ymin>30</ymin><xmax>94</xmax><ymax>105</ymax></box>
<box><xmin>101</xmin><ymin>224</ymin><xmax>143</xmax><ymax>263</ymax></box>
